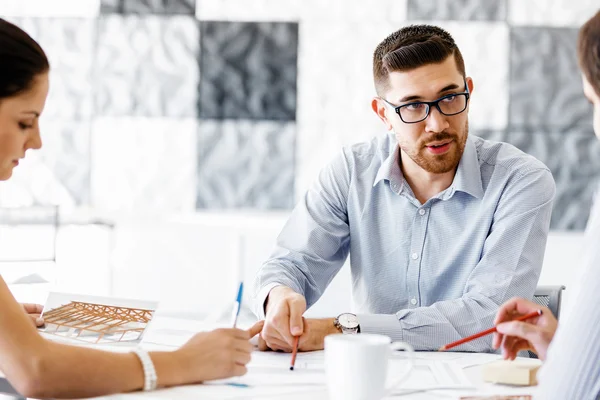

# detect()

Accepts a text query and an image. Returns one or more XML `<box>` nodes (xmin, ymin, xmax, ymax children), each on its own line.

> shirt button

<box><xmin>418</xmin><ymin>209</ymin><xmax>426</xmax><ymax>216</ymax></box>
<box><xmin>410</xmin><ymin>298</ymin><xmax>417</xmax><ymax>305</ymax></box>
<box><xmin>411</xmin><ymin>252</ymin><xmax>419</xmax><ymax>260</ymax></box>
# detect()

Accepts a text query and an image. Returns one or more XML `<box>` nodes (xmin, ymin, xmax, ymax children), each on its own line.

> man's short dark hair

<box><xmin>578</xmin><ymin>10</ymin><xmax>600</xmax><ymax>97</ymax></box>
<box><xmin>373</xmin><ymin>24</ymin><xmax>466</xmax><ymax>96</ymax></box>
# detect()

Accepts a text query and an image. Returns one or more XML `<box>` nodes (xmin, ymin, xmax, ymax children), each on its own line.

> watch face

<box><xmin>339</xmin><ymin>313</ymin><xmax>359</xmax><ymax>329</ymax></box>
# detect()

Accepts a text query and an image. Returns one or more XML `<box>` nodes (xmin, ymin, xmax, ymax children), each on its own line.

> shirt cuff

<box><xmin>357</xmin><ymin>314</ymin><xmax>404</xmax><ymax>342</ymax></box>
<box><xmin>253</xmin><ymin>282</ymin><xmax>286</xmax><ymax>320</ymax></box>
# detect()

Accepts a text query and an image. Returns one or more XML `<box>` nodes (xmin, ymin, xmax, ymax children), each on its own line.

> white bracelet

<box><xmin>132</xmin><ymin>348</ymin><xmax>157</xmax><ymax>391</ymax></box>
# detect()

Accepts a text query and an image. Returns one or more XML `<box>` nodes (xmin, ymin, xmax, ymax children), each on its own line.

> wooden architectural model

<box><xmin>42</xmin><ymin>301</ymin><xmax>154</xmax><ymax>344</ymax></box>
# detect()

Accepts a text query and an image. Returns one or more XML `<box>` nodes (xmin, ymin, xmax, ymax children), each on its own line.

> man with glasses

<box><xmin>253</xmin><ymin>24</ymin><xmax>555</xmax><ymax>352</ymax></box>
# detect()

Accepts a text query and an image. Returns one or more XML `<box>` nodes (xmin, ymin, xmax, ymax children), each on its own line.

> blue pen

<box><xmin>225</xmin><ymin>382</ymin><xmax>250</xmax><ymax>388</ymax></box>
<box><xmin>230</xmin><ymin>282</ymin><xmax>243</xmax><ymax>327</ymax></box>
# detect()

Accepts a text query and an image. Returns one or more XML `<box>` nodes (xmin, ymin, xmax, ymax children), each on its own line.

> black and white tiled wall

<box><xmin>1</xmin><ymin>0</ymin><xmax>598</xmax><ymax>229</ymax></box>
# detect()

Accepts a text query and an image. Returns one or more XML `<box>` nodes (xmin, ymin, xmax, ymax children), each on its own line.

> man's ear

<box><xmin>371</xmin><ymin>97</ymin><xmax>393</xmax><ymax>131</ymax></box>
<box><xmin>466</xmin><ymin>77</ymin><xmax>474</xmax><ymax>94</ymax></box>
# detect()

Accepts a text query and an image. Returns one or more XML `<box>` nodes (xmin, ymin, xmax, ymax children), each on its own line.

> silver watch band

<box><xmin>132</xmin><ymin>348</ymin><xmax>158</xmax><ymax>391</ymax></box>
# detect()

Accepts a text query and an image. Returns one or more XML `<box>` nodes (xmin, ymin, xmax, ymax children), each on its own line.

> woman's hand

<box><xmin>174</xmin><ymin>321</ymin><xmax>264</xmax><ymax>383</ymax></box>
<box><xmin>493</xmin><ymin>297</ymin><xmax>558</xmax><ymax>361</ymax></box>
<box><xmin>21</xmin><ymin>303</ymin><xmax>44</xmax><ymax>327</ymax></box>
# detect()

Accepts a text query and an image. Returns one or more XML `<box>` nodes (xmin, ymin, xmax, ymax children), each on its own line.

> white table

<box><xmin>0</xmin><ymin>305</ymin><xmax>540</xmax><ymax>400</ymax></box>
<box><xmin>88</xmin><ymin>354</ymin><xmax>537</xmax><ymax>400</ymax></box>
<box><xmin>85</xmin><ymin>315</ymin><xmax>540</xmax><ymax>400</ymax></box>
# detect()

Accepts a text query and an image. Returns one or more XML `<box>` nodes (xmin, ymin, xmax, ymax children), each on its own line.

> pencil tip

<box><xmin>289</xmin><ymin>366</ymin><xmax>294</xmax><ymax>371</ymax></box>
<box><xmin>438</xmin><ymin>346</ymin><xmax>445</xmax><ymax>352</ymax></box>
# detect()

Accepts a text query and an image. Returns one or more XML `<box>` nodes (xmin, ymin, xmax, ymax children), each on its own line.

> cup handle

<box><xmin>385</xmin><ymin>341</ymin><xmax>415</xmax><ymax>393</ymax></box>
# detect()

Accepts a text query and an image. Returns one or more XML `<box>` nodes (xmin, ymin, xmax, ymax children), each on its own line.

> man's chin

<box><xmin>423</xmin><ymin>163</ymin><xmax>458</xmax><ymax>174</ymax></box>
<box><xmin>417</xmin><ymin>152</ymin><xmax>461</xmax><ymax>174</ymax></box>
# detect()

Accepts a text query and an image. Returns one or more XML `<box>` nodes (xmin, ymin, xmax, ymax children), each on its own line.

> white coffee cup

<box><xmin>324</xmin><ymin>334</ymin><xmax>414</xmax><ymax>400</ymax></box>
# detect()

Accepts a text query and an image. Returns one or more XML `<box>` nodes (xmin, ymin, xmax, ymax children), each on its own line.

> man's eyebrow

<box><xmin>399</xmin><ymin>94</ymin><xmax>423</xmax><ymax>102</ymax></box>
<box><xmin>397</xmin><ymin>83</ymin><xmax>462</xmax><ymax>103</ymax></box>
<box><xmin>438</xmin><ymin>83</ymin><xmax>460</xmax><ymax>93</ymax></box>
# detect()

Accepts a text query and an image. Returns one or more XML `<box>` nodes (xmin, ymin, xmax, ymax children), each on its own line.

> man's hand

<box><xmin>260</xmin><ymin>286</ymin><xmax>308</xmax><ymax>351</ymax></box>
<box><xmin>493</xmin><ymin>297</ymin><xmax>558</xmax><ymax>361</ymax></box>
<box><xmin>258</xmin><ymin>318</ymin><xmax>339</xmax><ymax>352</ymax></box>
<box><xmin>21</xmin><ymin>303</ymin><xmax>44</xmax><ymax>327</ymax></box>
<box><xmin>259</xmin><ymin>286</ymin><xmax>340</xmax><ymax>352</ymax></box>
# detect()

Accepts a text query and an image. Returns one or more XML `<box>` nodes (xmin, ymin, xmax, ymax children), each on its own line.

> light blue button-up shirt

<box><xmin>253</xmin><ymin>133</ymin><xmax>555</xmax><ymax>351</ymax></box>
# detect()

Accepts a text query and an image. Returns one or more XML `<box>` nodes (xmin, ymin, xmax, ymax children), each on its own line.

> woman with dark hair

<box><xmin>493</xmin><ymin>10</ymin><xmax>600</xmax><ymax>399</ymax></box>
<box><xmin>0</xmin><ymin>18</ymin><xmax>262</xmax><ymax>399</ymax></box>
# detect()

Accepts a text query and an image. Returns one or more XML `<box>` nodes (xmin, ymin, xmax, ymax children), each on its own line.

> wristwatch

<box><xmin>334</xmin><ymin>313</ymin><xmax>360</xmax><ymax>334</ymax></box>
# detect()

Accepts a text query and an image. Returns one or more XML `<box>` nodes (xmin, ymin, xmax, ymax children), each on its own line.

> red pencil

<box><xmin>289</xmin><ymin>336</ymin><xmax>299</xmax><ymax>370</ymax></box>
<box><xmin>438</xmin><ymin>309</ymin><xmax>543</xmax><ymax>351</ymax></box>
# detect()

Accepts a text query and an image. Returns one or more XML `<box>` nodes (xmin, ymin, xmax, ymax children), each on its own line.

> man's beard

<box><xmin>399</xmin><ymin>120</ymin><xmax>469</xmax><ymax>174</ymax></box>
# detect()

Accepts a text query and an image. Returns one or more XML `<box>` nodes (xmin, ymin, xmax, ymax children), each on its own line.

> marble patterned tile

<box><xmin>295</xmin><ymin>20</ymin><xmax>399</xmax><ymax>200</ymax></box>
<box><xmin>196</xmin><ymin>120</ymin><xmax>295</xmax><ymax>209</ymax></box>
<box><xmin>295</xmin><ymin>120</ymin><xmax>386</xmax><ymax>204</ymax></box>
<box><xmin>195</xmin><ymin>0</ymin><xmax>407</xmax><ymax>22</ymax></box>
<box><xmin>407</xmin><ymin>0</ymin><xmax>506</xmax><ymax>21</ymax></box>
<box><xmin>7</xmin><ymin>18</ymin><xmax>95</xmax><ymax>119</ymax></box>
<box><xmin>38</xmin><ymin>120</ymin><xmax>92</xmax><ymax>206</ymax></box>
<box><xmin>509</xmin><ymin>128</ymin><xmax>600</xmax><ymax>230</ymax></box>
<box><xmin>95</xmin><ymin>15</ymin><xmax>199</xmax><ymax>117</ymax></box>
<box><xmin>508</xmin><ymin>0</ymin><xmax>600</xmax><ymax>27</ymax></box>
<box><xmin>100</xmin><ymin>0</ymin><xmax>196</xmax><ymax>14</ymax></box>
<box><xmin>90</xmin><ymin>118</ymin><xmax>198</xmax><ymax>212</ymax></box>
<box><xmin>509</xmin><ymin>27</ymin><xmax>593</xmax><ymax>130</ymax></box>
<box><xmin>0</xmin><ymin>120</ymin><xmax>91</xmax><ymax>208</ymax></box>
<box><xmin>198</xmin><ymin>21</ymin><xmax>298</xmax><ymax>121</ymax></box>
<box><xmin>1</xmin><ymin>0</ymin><xmax>100</xmax><ymax>17</ymax></box>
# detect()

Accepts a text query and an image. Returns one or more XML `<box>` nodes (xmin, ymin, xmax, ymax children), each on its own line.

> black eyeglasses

<box><xmin>381</xmin><ymin>82</ymin><xmax>470</xmax><ymax>124</ymax></box>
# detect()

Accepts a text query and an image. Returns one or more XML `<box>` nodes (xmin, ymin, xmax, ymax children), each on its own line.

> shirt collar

<box><xmin>373</xmin><ymin>141</ymin><xmax>404</xmax><ymax>191</ymax></box>
<box><xmin>450</xmin><ymin>136</ymin><xmax>484</xmax><ymax>199</ymax></box>
<box><xmin>373</xmin><ymin>135</ymin><xmax>483</xmax><ymax>199</ymax></box>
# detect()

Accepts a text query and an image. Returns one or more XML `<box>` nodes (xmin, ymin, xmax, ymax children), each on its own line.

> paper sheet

<box><xmin>212</xmin><ymin>351</ymin><xmax>473</xmax><ymax>395</ymax></box>
<box><xmin>140</xmin><ymin>316</ymin><xmax>220</xmax><ymax>348</ymax></box>
<box><xmin>212</xmin><ymin>350</ymin><xmax>327</xmax><ymax>390</ymax></box>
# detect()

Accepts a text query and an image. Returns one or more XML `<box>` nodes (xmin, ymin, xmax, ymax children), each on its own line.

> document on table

<box><xmin>211</xmin><ymin>351</ymin><xmax>472</xmax><ymax>394</ymax></box>
<box><xmin>89</xmin><ymin>351</ymin><xmax>517</xmax><ymax>400</ymax></box>
<box><xmin>140</xmin><ymin>314</ymin><xmax>256</xmax><ymax>348</ymax></box>
<box><xmin>140</xmin><ymin>316</ymin><xmax>217</xmax><ymax>348</ymax></box>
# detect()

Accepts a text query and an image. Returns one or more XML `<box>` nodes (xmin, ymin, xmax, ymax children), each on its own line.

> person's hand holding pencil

<box><xmin>438</xmin><ymin>309</ymin><xmax>543</xmax><ymax>352</ymax></box>
<box><xmin>492</xmin><ymin>297</ymin><xmax>558</xmax><ymax>361</ymax></box>
<box><xmin>259</xmin><ymin>286</ymin><xmax>340</xmax><ymax>353</ymax></box>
